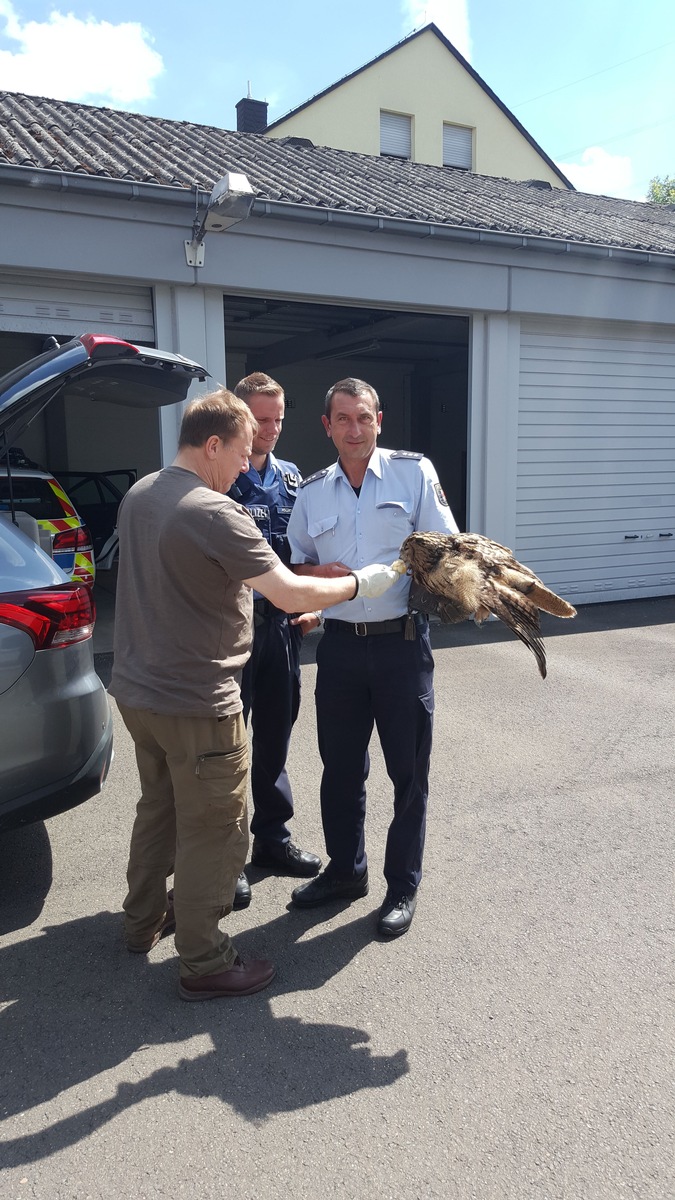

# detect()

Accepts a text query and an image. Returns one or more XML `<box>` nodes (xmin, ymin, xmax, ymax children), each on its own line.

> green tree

<box><xmin>647</xmin><ymin>175</ymin><xmax>675</xmax><ymax>204</ymax></box>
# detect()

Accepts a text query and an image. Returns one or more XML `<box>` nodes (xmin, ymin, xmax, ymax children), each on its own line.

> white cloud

<box><xmin>401</xmin><ymin>0</ymin><xmax>472</xmax><ymax>62</ymax></box>
<box><xmin>557</xmin><ymin>146</ymin><xmax>641</xmax><ymax>200</ymax></box>
<box><xmin>0</xmin><ymin>0</ymin><xmax>164</xmax><ymax>105</ymax></box>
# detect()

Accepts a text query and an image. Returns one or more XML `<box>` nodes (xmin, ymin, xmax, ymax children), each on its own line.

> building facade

<box><xmin>1</xmin><ymin>91</ymin><xmax>674</xmax><ymax>607</ymax></box>
<box><xmin>265</xmin><ymin>24</ymin><xmax>572</xmax><ymax>187</ymax></box>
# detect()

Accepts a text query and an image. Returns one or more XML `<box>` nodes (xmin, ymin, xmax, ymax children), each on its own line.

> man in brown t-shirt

<box><xmin>111</xmin><ymin>387</ymin><xmax>400</xmax><ymax>1001</ymax></box>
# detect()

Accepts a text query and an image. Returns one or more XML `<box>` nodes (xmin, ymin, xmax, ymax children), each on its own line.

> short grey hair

<box><xmin>324</xmin><ymin>377</ymin><xmax>380</xmax><ymax>418</ymax></box>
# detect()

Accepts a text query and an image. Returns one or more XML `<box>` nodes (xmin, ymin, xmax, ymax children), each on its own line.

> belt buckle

<box><xmin>354</xmin><ymin>622</ymin><xmax>368</xmax><ymax>637</ymax></box>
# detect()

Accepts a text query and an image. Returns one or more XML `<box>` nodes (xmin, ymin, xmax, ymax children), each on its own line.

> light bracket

<box><xmin>184</xmin><ymin>239</ymin><xmax>206</xmax><ymax>267</ymax></box>
<box><xmin>184</xmin><ymin>171</ymin><xmax>255</xmax><ymax>267</ymax></box>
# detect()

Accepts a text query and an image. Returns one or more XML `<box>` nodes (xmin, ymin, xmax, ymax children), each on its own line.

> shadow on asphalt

<box><xmin>0</xmin><ymin>905</ymin><xmax>408</xmax><ymax>1165</ymax></box>
<box><xmin>0</xmin><ymin>822</ymin><xmax>53</xmax><ymax>935</ymax></box>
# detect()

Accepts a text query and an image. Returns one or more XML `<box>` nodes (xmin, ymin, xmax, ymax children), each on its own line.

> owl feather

<box><xmin>393</xmin><ymin>531</ymin><xmax>577</xmax><ymax>679</ymax></box>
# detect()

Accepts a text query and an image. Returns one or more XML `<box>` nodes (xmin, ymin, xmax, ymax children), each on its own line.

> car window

<box><xmin>67</xmin><ymin>478</ymin><xmax>102</xmax><ymax>505</ymax></box>
<box><xmin>0</xmin><ymin>477</ymin><xmax>65</xmax><ymax>519</ymax></box>
<box><xmin>56</xmin><ymin>470</ymin><xmax>134</xmax><ymax>504</ymax></box>
<box><xmin>103</xmin><ymin>471</ymin><xmax>135</xmax><ymax>496</ymax></box>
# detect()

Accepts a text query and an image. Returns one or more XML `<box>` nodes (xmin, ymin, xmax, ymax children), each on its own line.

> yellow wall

<box><xmin>268</xmin><ymin>29</ymin><xmax>565</xmax><ymax>187</ymax></box>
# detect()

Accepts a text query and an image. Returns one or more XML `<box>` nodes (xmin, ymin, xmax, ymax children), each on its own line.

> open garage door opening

<box><xmin>223</xmin><ymin>295</ymin><xmax>470</xmax><ymax>530</ymax></box>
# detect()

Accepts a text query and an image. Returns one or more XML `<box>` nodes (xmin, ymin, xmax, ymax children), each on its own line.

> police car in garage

<box><xmin>0</xmin><ymin>451</ymin><xmax>96</xmax><ymax>586</ymax></box>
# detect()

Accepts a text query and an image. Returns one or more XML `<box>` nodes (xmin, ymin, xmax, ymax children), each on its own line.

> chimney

<box><xmin>236</xmin><ymin>83</ymin><xmax>268</xmax><ymax>133</ymax></box>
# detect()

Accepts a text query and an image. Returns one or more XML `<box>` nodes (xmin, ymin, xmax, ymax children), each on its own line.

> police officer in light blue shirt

<box><xmin>288</xmin><ymin>377</ymin><xmax>458</xmax><ymax>937</ymax></box>
<box><xmin>228</xmin><ymin>373</ymin><xmax>322</xmax><ymax>882</ymax></box>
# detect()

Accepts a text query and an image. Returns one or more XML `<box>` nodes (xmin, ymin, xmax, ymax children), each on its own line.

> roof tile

<box><xmin>0</xmin><ymin>91</ymin><xmax>674</xmax><ymax>256</ymax></box>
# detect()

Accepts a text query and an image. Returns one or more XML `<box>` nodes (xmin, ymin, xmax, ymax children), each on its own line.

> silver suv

<box><xmin>0</xmin><ymin>517</ymin><xmax>112</xmax><ymax>829</ymax></box>
<box><xmin>0</xmin><ymin>333</ymin><xmax>207</xmax><ymax>830</ymax></box>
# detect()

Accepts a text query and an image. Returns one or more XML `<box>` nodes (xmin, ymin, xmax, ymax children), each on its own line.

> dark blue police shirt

<box><xmin>228</xmin><ymin>452</ymin><xmax>301</xmax><ymax>568</ymax></box>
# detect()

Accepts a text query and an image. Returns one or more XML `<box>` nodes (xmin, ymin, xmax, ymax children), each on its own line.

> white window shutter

<box><xmin>443</xmin><ymin>124</ymin><xmax>472</xmax><ymax>169</ymax></box>
<box><xmin>380</xmin><ymin>111</ymin><xmax>412</xmax><ymax>159</ymax></box>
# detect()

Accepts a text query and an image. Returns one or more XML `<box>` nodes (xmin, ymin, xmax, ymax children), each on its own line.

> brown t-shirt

<box><xmin>109</xmin><ymin>466</ymin><xmax>278</xmax><ymax>717</ymax></box>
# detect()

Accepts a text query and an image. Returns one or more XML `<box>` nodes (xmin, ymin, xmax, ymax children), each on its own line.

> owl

<box><xmin>392</xmin><ymin>531</ymin><xmax>576</xmax><ymax>679</ymax></box>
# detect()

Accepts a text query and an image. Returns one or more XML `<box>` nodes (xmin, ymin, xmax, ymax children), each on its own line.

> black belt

<box><xmin>253</xmin><ymin>599</ymin><xmax>286</xmax><ymax>619</ymax></box>
<box><xmin>323</xmin><ymin>617</ymin><xmax>408</xmax><ymax>637</ymax></box>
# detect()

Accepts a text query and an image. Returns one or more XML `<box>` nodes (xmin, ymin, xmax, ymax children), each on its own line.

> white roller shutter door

<box><xmin>0</xmin><ymin>272</ymin><xmax>155</xmax><ymax>341</ymax></box>
<box><xmin>517</xmin><ymin>317</ymin><xmax>675</xmax><ymax>604</ymax></box>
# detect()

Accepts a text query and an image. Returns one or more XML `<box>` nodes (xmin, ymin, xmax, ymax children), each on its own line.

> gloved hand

<box><xmin>350</xmin><ymin>563</ymin><xmax>403</xmax><ymax>599</ymax></box>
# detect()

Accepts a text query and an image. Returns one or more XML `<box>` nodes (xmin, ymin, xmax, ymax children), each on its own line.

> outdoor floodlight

<box><xmin>185</xmin><ymin>171</ymin><xmax>255</xmax><ymax>266</ymax></box>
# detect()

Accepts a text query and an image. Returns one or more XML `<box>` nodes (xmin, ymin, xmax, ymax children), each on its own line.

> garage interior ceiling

<box><xmin>222</xmin><ymin>295</ymin><xmax>469</xmax><ymax>369</ymax></box>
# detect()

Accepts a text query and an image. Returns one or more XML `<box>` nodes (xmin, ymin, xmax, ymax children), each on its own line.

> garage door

<box><xmin>0</xmin><ymin>272</ymin><xmax>154</xmax><ymax>341</ymax></box>
<box><xmin>517</xmin><ymin>317</ymin><xmax>675</xmax><ymax>605</ymax></box>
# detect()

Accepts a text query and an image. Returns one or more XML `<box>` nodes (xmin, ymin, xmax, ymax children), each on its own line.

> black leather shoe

<box><xmin>377</xmin><ymin>890</ymin><xmax>417</xmax><ymax>938</ymax></box>
<box><xmin>291</xmin><ymin>868</ymin><xmax>369</xmax><ymax>908</ymax></box>
<box><xmin>233</xmin><ymin>872</ymin><xmax>251</xmax><ymax>910</ymax></box>
<box><xmin>251</xmin><ymin>839</ymin><xmax>322</xmax><ymax>878</ymax></box>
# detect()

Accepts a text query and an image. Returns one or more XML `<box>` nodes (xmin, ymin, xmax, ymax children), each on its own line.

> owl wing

<box><xmin>408</xmin><ymin>579</ymin><xmax>471</xmax><ymax>624</ymax></box>
<box><xmin>495</xmin><ymin>565</ymin><xmax>577</xmax><ymax>618</ymax></box>
<box><xmin>416</xmin><ymin>552</ymin><xmax>485</xmax><ymax>622</ymax></box>
<box><xmin>402</xmin><ymin>530</ymin><xmax>576</xmax><ymax>677</ymax></box>
<box><xmin>453</xmin><ymin>532</ymin><xmax>514</xmax><ymax>560</ymax></box>
<box><xmin>452</xmin><ymin>536</ymin><xmax>575</xmax><ymax>619</ymax></box>
<box><xmin>483</xmin><ymin>582</ymin><xmax>548</xmax><ymax>679</ymax></box>
<box><xmin>421</xmin><ymin>551</ymin><xmax>549</xmax><ymax>676</ymax></box>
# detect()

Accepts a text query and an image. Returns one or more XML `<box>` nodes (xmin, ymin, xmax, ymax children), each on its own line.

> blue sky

<box><xmin>0</xmin><ymin>0</ymin><xmax>673</xmax><ymax>200</ymax></box>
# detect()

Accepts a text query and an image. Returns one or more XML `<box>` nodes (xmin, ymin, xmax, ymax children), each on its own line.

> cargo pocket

<box><xmin>194</xmin><ymin>743</ymin><xmax>248</xmax><ymax>822</ymax></box>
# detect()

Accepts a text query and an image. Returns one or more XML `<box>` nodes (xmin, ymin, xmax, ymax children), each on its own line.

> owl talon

<box><xmin>390</xmin><ymin>559</ymin><xmax>407</xmax><ymax>576</ymax></box>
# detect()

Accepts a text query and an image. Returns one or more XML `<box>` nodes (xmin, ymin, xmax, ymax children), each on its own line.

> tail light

<box><xmin>0</xmin><ymin>584</ymin><xmax>95</xmax><ymax>649</ymax></box>
<box><xmin>53</xmin><ymin>525</ymin><xmax>93</xmax><ymax>554</ymax></box>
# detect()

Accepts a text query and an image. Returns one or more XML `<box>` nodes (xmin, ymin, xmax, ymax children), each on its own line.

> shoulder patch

<box><xmin>391</xmin><ymin>450</ymin><xmax>423</xmax><ymax>461</ymax></box>
<box><xmin>434</xmin><ymin>482</ymin><xmax>449</xmax><ymax>507</ymax></box>
<box><xmin>299</xmin><ymin>468</ymin><xmax>329</xmax><ymax>488</ymax></box>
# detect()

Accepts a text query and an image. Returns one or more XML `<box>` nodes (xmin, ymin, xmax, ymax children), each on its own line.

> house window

<box><xmin>443</xmin><ymin>123</ymin><xmax>472</xmax><ymax>170</ymax></box>
<box><xmin>380</xmin><ymin>111</ymin><xmax>412</xmax><ymax>159</ymax></box>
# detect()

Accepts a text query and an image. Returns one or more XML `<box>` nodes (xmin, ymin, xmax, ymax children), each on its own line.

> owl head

<box><xmin>399</xmin><ymin>531</ymin><xmax>453</xmax><ymax>573</ymax></box>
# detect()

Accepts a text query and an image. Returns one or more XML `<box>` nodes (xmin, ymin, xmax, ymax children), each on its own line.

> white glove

<box><xmin>351</xmin><ymin>563</ymin><xmax>402</xmax><ymax>599</ymax></box>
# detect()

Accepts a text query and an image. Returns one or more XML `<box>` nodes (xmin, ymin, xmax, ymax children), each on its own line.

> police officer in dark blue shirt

<box><xmin>229</xmin><ymin>373</ymin><xmax>322</xmax><ymax>881</ymax></box>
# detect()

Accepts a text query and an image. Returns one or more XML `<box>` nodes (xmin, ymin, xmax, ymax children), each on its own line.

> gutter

<box><xmin>2</xmin><ymin>162</ymin><xmax>674</xmax><ymax>271</ymax></box>
<box><xmin>251</xmin><ymin>200</ymin><xmax>675</xmax><ymax>270</ymax></box>
<box><xmin>0</xmin><ymin>162</ymin><xmax>199</xmax><ymax>206</ymax></box>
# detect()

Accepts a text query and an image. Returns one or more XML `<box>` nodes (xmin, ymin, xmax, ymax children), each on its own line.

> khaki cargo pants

<box><xmin>118</xmin><ymin>704</ymin><xmax>249</xmax><ymax>978</ymax></box>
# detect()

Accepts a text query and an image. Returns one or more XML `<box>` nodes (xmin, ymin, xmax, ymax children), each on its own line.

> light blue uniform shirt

<box><xmin>287</xmin><ymin>447</ymin><xmax>459</xmax><ymax>622</ymax></box>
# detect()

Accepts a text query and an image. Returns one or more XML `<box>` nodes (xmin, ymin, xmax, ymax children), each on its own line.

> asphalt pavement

<box><xmin>1</xmin><ymin>596</ymin><xmax>674</xmax><ymax>1199</ymax></box>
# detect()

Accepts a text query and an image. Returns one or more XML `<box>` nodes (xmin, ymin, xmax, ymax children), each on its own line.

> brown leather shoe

<box><xmin>178</xmin><ymin>956</ymin><xmax>276</xmax><ymax>1001</ymax></box>
<box><xmin>125</xmin><ymin>896</ymin><xmax>176</xmax><ymax>954</ymax></box>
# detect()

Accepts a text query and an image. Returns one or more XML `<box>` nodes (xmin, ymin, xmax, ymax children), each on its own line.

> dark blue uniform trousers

<box><xmin>240</xmin><ymin>612</ymin><xmax>302</xmax><ymax>846</ymax></box>
<box><xmin>315</xmin><ymin>621</ymin><xmax>434</xmax><ymax>895</ymax></box>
